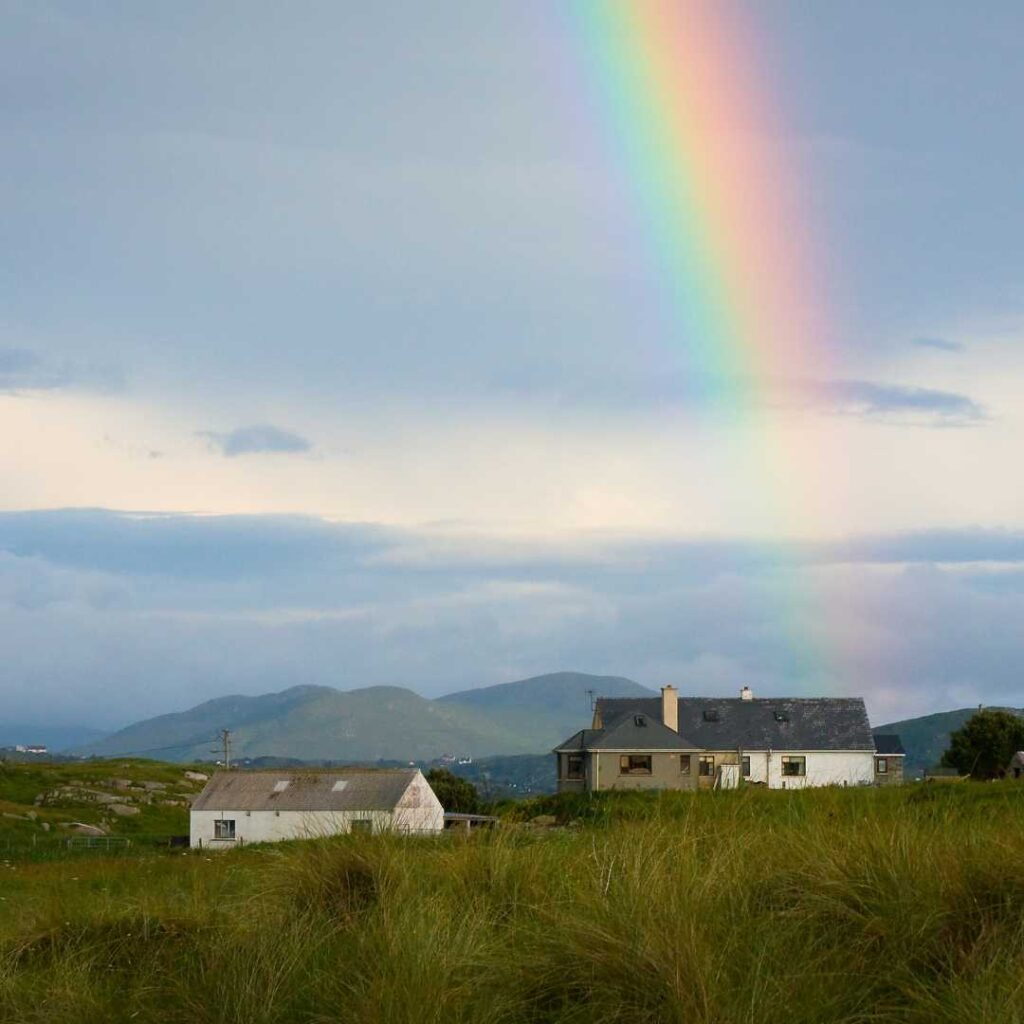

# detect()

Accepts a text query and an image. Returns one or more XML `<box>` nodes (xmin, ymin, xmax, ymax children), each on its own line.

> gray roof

<box><xmin>873</xmin><ymin>734</ymin><xmax>906</xmax><ymax>755</ymax></box>
<box><xmin>568</xmin><ymin>696</ymin><xmax>876</xmax><ymax>752</ymax></box>
<box><xmin>191</xmin><ymin>768</ymin><xmax>420</xmax><ymax>813</ymax></box>
<box><xmin>554</xmin><ymin>713</ymin><xmax>697</xmax><ymax>752</ymax></box>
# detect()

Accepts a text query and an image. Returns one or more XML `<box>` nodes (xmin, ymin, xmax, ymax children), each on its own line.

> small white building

<box><xmin>189</xmin><ymin>768</ymin><xmax>444</xmax><ymax>849</ymax></box>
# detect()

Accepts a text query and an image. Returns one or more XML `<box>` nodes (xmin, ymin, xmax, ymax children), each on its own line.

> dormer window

<box><xmin>703</xmin><ymin>709</ymin><xmax>720</xmax><ymax>722</ymax></box>
<box><xmin>633</xmin><ymin>714</ymin><xmax>647</xmax><ymax>727</ymax></box>
<box><xmin>774</xmin><ymin>711</ymin><xmax>789</xmax><ymax>723</ymax></box>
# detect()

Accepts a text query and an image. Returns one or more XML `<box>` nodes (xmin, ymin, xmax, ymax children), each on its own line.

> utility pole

<box><xmin>211</xmin><ymin>728</ymin><xmax>232</xmax><ymax>769</ymax></box>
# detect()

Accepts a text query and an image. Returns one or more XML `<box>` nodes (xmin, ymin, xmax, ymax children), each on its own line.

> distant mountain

<box><xmin>438</xmin><ymin>671</ymin><xmax>654</xmax><ymax>746</ymax></box>
<box><xmin>874</xmin><ymin>707</ymin><xmax>1024</xmax><ymax>777</ymax></box>
<box><xmin>78</xmin><ymin>684</ymin><xmax>539</xmax><ymax>762</ymax></box>
<box><xmin>75</xmin><ymin>672</ymin><xmax>651</xmax><ymax>763</ymax></box>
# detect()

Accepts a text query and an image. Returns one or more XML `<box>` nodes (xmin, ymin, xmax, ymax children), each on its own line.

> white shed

<box><xmin>189</xmin><ymin>768</ymin><xmax>444</xmax><ymax>848</ymax></box>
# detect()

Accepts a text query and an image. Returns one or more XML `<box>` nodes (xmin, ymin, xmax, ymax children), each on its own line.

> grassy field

<box><xmin>2</xmin><ymin>782</ymin><xmax>1024</xmax><ymax>1023</ymax></box>
<box><xmin>0</xmin><ymin>758</ymin><xmax>205</xmax><ymax>857</ymax></box>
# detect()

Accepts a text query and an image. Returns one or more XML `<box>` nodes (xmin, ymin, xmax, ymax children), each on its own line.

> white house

<box><xmin>554</xmin><ymin>686</ymin><xmax>901</xmax><ymax>793</ymax></box>
<box><xmin>189</xmin><ymin>768</ymin><xmax>444</xmax><ymax>848</ymax></box>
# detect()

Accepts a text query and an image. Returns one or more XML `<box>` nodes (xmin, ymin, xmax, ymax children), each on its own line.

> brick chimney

<box><xmin>661</xmin><ymin>685</ymin><xmax>678</xmax><ymax>732</ymax></box>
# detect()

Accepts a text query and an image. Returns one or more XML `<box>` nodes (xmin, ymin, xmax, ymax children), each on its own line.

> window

<box><xmin>351</xmin><ymin>819</ymin><xmax>373</xmax><ymax>834</ymax></box>
<box><xmin>781</xmin><ymin>756</ymin><xmax>806</xmax><ymax>777</ymax></box>
<box><xmin>875</xmin><ymin>757</ymin><xmax>888</xmax><ymax>774</ymax></box>
<box><xmin>213</xmin><ymin>819</ymin><xmax>235</xmax><ymax>840</ymax></box>
<box><xmin>698</xmin><ymin>755</ymin><xmax>715</xmax><ymax>777</ymax></box>
<box><xmin>680</xmin><ymin>754</ymin><xmax>692</xmax><ymax>775</ymax></box>
<box><xmin>703</xmin><ymin>709</ymin><xmax>720</xmax><ymax>722</ymax></box>
<box><xmin>566</xmin><ymin>755</ymin><xmax>584</xmax><ymax>780</ymax></box>
<box><xmin>633</xmin><ymin>715</ymin><xmax>647</xmax><ymax>727</ymax></box>
<box><xmin>741</xmin><ymin>756</ymin><xmax>751</xmax><ymax>777</ymax></box>
<box><xmin>272</xmin><ymin>780</ymin><xmax>290</xmax><ymax>792</ymax></box>
<box><xmin>619</xmin><ymin>755</ymin><xmax>652</xmax><ymax>775</ymax></box>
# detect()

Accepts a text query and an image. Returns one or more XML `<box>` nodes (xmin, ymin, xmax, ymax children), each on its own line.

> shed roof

<box><xmin>191</xmin><ymin>768</ymin><xmax>420</xmax><ymax>813</ymax></box>
<box><xmin>576</xmin><ymin>696</ymin><xmax>875</xmax><ymax>752</ymax></box>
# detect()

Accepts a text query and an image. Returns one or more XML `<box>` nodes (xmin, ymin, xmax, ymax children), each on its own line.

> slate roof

<box><xmin>555</xmin><ymin>696</ymin><xmax>876</xmax><ymax>753</ymax></box>
<box><xmin>191</xmin><ymin>769</ymin><xmax>419</xmax><ymax>813</ymax></box>
<box><xmin>554</xmin><ymin>714</ymin><xmax>697</xmax><ymax>752</ymax></box>
<box><xmin>873</xmin><ymin>734</ymin><xmax>906</xmax><ymax>755</ymax></box>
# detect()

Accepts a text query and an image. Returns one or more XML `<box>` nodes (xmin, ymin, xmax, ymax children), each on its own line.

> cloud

<box><xmin>0</xmin><ymin>347</ymin><xmax>121</xmax><ymax>393</ymax></box>
<box><xmin>200</xmin><ymin>424</ymin><xmax>312</xmax><ymax>457</ymax></box>
<box><xmin>911</xmin><ymin>337</ymin><xmax>965</xmax><ymax>352</ymax></box>
<box><xmin>810</xmin><ymin>379</ymin><xmax>983</xmax><ymax>424</ymax></box>
<box><xmin>1</xmin><ymin>510</ymin><xmax>1023</xmax><ymax>728</ymax></box>
<box><xmin>491</xmin><ymin>368</ymin><xmax>985</xmax><ymax>426</ymax></box>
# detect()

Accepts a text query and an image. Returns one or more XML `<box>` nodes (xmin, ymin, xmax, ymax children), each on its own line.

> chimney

<box><xmin>661</xmin><ymin>685</ymin><xmax>678</xmax><ymax>732</ymax></box>
<box><xmin>740</xmin><ymin>686</ymin><xmax>753</xmax><ymax>701</ymax></box>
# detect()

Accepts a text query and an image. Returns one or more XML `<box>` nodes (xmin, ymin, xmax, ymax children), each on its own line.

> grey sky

<box><xmin>1</xmin><ymin>2</ymin><xmax>1022</xmax><ymax>728</ymax></box>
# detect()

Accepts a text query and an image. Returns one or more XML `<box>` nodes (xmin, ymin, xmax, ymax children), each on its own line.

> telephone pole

<box><xmin>211</xmin><ymin>728</ymin><xmax>232</xmax><ymax>769</ymax></box>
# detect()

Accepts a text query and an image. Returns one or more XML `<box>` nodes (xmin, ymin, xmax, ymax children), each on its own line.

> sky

<box><xmin>1</xmin><ymin>1</ymin><xmax>1023</xmax><ymax>731</ymax></box>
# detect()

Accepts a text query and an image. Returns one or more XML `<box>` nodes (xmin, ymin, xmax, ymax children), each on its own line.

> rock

<box><xmin>2</xmin><ymin>812</ymin><xmax>31</xmax><ymax>821</ymax></box>
<box><xmin>67</xmin><ymin>822</ymin><xmax>107</xmax><ymax>836</ymax></box>
<box><xmin>141</xmin><ymin>782</ymin><xmax>167</xmax><ymax>791</ymax></box>
<box><xmin>530</xmin><ymin>815</ymin><xmax>558</xmax><ymax>827</ymax></box>
<box><xmin>105</xmin><ymin>778</ymin><xmax>133</xmax><ymax>790</ymax></box>
<box><xmin>109</xmin><ymin>804</ymin><xmax>140</xmax><ymax>817</ymax></box>
<box><xmin>40</xmin><ymin>822</ymin><xmax>50</xmax><ymax>832</ymax></box>
<box><xmin>184</xmin><ymin>771</ymin><xmax>209</xmax><ymax>782</ymax></box>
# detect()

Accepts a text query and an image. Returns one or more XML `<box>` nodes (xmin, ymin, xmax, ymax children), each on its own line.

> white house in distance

<box><xmin>554</xmin><ymin>686</ymin><xmax>903</xmax><ymax>792</ymax></box>
<box><xmin>189</xmin><ymin>768</ymin><xmax>444</xmax><ymax>848</ymax></box>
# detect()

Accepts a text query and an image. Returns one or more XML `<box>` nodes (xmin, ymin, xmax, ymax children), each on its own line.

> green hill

<box><xmin>437</xmin><ymin>671</ymin><xmax>654</xmax><ymax>746</ymax></box>
<box><xmin>874</xmin><ymin>707</ymin><xmax>1024</xmax><ymax>777</ymax></box>
<box><xmin>79</xmin><ymin>685</ymin><xmax>537</xmax><ymax>762</ymax></box>
<box><xmin>77</xmin><ymin>672</ymin><xmax>653</xmax><ymax>763</ymax></box>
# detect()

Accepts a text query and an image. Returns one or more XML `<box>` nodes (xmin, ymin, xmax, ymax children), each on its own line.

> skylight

<box><xmin>273</xmin><ymin>780</ymin><xmax>290</xmax><ymax>792</ymax></box>
<box><xmin>332</xmin><ymin>781</ymin><xmax>349</xmax><ymax>792</ymax></box>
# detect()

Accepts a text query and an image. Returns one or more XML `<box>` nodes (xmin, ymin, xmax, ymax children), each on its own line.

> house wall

<box><xmin>190</xmin><ymin>809</ymin><xmax>395</xmax><ymax>847</ymax></box>
<box><xmin>592</xmin><ymin>751</ymin><xmax>699</xmax><ymax>792</ymax></box>
<box><xmin>555</xmin><ymin>752</ymin><xmax>587</xmax><ymax>794</ymax></box>
<box><xmin>874</xmin><ymin>755</ymin><xmax>905</xmax><ymax>786</ymax></box>
<box><xmin>750</xmin><ymin>750</ymin><xmax>875</xmax><ymax>789</ymax></box>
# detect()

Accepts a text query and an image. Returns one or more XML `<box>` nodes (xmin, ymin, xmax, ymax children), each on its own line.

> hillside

<box><xmin>874</xmin><ymin>706</ymin><xmax>1024</xmax><ymax>777</ymax></box>
<box><xmin>77</xmin><ymin>672</ymin><xmax>652</xmax><ymax>763</ymax></box>
<box><xmin>438</xmin><ymin>671</ymin><xmax>653</xmax><ymax>746</ymax></box>
<box><xmin>0</xmin><ymin>758</ymin><xmax>205</xmax><ymax>843</ymax></box>
<box><xmin>79</xmin><ymin>684</ymin><xmax>538</xmax><ymax>762</ymax></box>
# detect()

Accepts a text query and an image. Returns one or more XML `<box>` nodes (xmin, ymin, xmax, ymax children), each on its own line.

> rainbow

<box><xmin>563</xmin><ymin>1</ymin><xmax>836</xmax><ymax>681</ymax></box>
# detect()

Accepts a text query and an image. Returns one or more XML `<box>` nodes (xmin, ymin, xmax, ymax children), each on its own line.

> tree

<box><xmin>941</xmin><ymin>709</ymin><xmax>1024</xmax><ymax>779</ymax></box>
<box><xmin>425</xmin><ymin>768</ymin><xmax>481</xmax><ymax>813</ymax></box>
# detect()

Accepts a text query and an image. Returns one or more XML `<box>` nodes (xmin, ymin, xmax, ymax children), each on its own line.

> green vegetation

<box><xmin>3</xmin><ymin>783</ymin><xmax>1024</xmax><ymax>1022</ymax></box>
<box><xmin>874</xmin><ymin>706</ymin><xmax>1024</xmax><ymax>777</ymax></box>
<box><xmin>941</xmin><ymin>708</ymin><xmax>1024</xmax><ymax>778</ymax></box>
<box><xmin>424</xmin><ymin>768</ymin><xmax>481</xmax><ymax>814</ymax></box>
<box><xmin>0</xmin><ymin>759</ymin><xmax>204</xmax><ymax>856</ymax></box>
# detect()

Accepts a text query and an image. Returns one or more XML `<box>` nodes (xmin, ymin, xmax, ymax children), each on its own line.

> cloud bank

<box><xmin>1</xmin><ymin>510</ymin><xmax>1021</xmax><ymax>731</ymax></box>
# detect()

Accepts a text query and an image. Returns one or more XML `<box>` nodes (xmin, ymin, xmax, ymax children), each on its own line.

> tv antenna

<box><xmin>211</xmin><ymin>728</ymin><xmax>233</xmax><ymax>769</ymax></box>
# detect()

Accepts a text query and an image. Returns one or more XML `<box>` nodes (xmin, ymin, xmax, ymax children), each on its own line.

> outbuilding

<box><xmin>189</xmin><ymin>768</ymin><xmax>444</xmax><ymax>848</ymax></box>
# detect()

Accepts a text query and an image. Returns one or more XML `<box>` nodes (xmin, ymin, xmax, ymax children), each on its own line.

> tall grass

<box><xmin>2</xmin><ymin>784</ymin><xmax>1024</xmax><ymax>1023</ymax></box>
